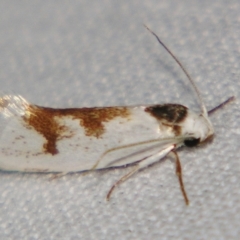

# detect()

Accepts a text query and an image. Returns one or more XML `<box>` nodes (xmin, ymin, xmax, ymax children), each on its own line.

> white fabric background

<box><xmin>0</xmin><ymin>1</ymin><xmax>239</xmax><ymax>239</ymax></box>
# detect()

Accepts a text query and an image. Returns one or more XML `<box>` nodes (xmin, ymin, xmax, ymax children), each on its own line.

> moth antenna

<box><xmin>144</xmin><ymin>25</ymin><xmax>208</xmax><ymax>117</ymax></box>
<box><xmin>208</xmin><ymin>96</ymin><xmax>235</xmax><ymax>115</ymax></box>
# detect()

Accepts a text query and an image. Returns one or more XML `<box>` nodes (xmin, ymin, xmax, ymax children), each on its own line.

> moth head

<box><xmin>181</xmin><ymin>111</ymin><xmax>214</xmax><ymax>147</ymax></box>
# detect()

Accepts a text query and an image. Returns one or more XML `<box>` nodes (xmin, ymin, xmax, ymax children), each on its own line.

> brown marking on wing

<box><xmin>145</xmin><ymin>104</ymin><xmax>187</xmax><ymax>123</ymax></box>
<box><xmin>146</xmin><ymin>104</ymin><xmax>187</xmax><ymax>136</ymax></box>
<box><xmin>23</xmin><ymin>105</ymin><xmax>130</xmax><ymax>155</ymax></box>
<box><xmin>71</xmin><ymin>107</ymin><xmax>130</xmax><ymax>137</ymax></box>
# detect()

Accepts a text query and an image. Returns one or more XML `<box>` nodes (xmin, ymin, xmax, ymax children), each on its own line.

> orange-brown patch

<box><xmin>23</xmin><ymin>105</ymin><xmax>130</xmax><ymax>155</ymax></box>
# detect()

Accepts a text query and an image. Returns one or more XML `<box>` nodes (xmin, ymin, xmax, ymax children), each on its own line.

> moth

<box><xmin>0</xmin><ymin>26</ymin><xmax>233</xmax><ymax>205</ymax></box>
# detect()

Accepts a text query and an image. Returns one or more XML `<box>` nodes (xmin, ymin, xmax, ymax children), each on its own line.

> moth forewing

<box><xmin>0</xmin><ymin>97</ymin><xmax>185</xmax><ymax>172</ymax></box>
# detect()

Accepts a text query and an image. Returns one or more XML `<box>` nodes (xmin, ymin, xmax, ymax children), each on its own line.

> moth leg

<box><xmin>49</xmin><ymin>172</ymin><xmax>67</xmax><ymax>180</ymax></box>
<box><xmin>168</xmin><ymin>150</ymin><xmax>189</xmax><ymax>205</ymax></box>
<box><xmin>107</xmin><ymin>144</ymin><xmax>175</xmax><ymax>200</ymax></box>
<box><xmin>106</xmin><ymin>165</ymin><xmax>139</xmax><ymax>201</ymax></box>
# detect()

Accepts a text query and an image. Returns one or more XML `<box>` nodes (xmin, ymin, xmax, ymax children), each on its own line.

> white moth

<box><xmin>0</xmin><ymin>26</ymin><xmax>233</xmax><ymax>205</ymax></box>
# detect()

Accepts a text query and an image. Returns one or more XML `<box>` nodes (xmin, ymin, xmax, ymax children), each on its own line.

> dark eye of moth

<box><xmin>184</xmin><ymin>138</ymin><xmax>200</xmax><ymax>147</ymax></box>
